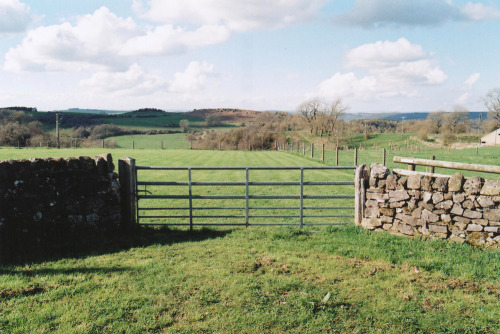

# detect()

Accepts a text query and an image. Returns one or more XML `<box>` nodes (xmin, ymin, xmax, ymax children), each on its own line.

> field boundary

<box><xmin>120</xmin><ymin>158</ymin><xmax>356</xmax><ymax>229</ymax></box>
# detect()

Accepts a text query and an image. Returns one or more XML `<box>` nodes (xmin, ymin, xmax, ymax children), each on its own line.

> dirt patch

<box><xmin>236</xmin><ymin>256</ymin><xmax>293</xmax><ymax>275</ymax></box>
<box><xmin>1</xmin><ymin>285</ymin><xmax>48</xmax><ymax>299</ymax></box>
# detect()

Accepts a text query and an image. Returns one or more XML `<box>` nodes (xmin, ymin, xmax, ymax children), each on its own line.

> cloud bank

<box><xmin>0</xmin><ymin>0</ymin><xmax>32</xmax><ymax>35</ymax></box>
<box><xmin>334</xmin><ymin>0</ymin><xmax>500</xmax><ymax>28</ymax></box>
<box><xmin>318</xmin><ymin>38</ymin><xmax>447</xmax><ymax>101</ymax></box>
<box><xmin>134</xmin><ymin>0</ymin><xmax>327</xmax><ymax>32</ymax></box>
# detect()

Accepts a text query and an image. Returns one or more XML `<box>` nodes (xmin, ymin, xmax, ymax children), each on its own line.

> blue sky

<box><xmin>0</xmin><ymin>0</ymin><xmax>499</xmax><ymax>112</ymax></box>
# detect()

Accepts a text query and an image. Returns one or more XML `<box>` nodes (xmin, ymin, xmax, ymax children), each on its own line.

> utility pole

<box><xmin>56</xmin><ymin>112</ymin><xmax>60</xmax><ymax>149</ymax></box>
<box><xmin>363</xmin><ymin>119</ymin><xmax>367</xmax><ymax>147</ymax></box>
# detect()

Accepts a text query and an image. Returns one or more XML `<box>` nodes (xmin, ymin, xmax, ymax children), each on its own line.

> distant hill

<box><xmin>344</xmin><ymin>111</ymin><xmax>488</xmax><ymax>121</ymax></box>
<box><xmin>47</xmin><ymin>108</ymin><xmax>130</xmax><ymax>115</ymax></box>
<box><xmin>189</xmin><ymin>108</ymin><xmax>262</xmax><ymax>123</ymax></box>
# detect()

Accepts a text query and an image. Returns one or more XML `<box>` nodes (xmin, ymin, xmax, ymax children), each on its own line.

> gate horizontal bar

<box><xmin>303</xmin><ymin>206</ymin><xmax>354</xmax><ymax>210</ymax></box>
<box><xmin>139</xmin><ymin>215</ymin><xmax>246</xmax><ymax>219</ymax></box>
<box><xmin>303</xmin><ymin>214</ymin><xmax>354</xmax><ymax>218</ymax></box>
<box><xmin>138</xmin><ymin>194</ymin><xmax>354</xmax><ymax>200</ymax></box>
<box><xmin>136</xmin><ymin>166</ymin><xmax>357</xmax><ymax>170</ymax></box>
<box><xmin>138</xmin><ymin>206</ymin><xmax>247</xmax><ymax>210</ymax></box>
<box><xmin>138</xmin><ymin>214</ymin><xmax>354</xmax><ymax>219</ymax></box>
<box><xmin>137</xmin><ymin>181</ymin><xmax>354</xmax><ymax>186</ymax></box>
<box><xmin>137</xmin><ymin>222</ymin><xmax>349</xmax><ymax>226</ymax></box>
<box><xmin>138</xmin><ymin>206</ymin><xmax>355</xmax><ymax>211</ymax></box>
<box><xmin>139</xmin><ymin>195</ymin><xmax>245</xmax><ymax>199</ymax></box>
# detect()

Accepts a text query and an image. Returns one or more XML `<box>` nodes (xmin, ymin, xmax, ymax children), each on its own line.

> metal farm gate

<box><xmin>134</xmin><ymin>165</ymin><xmax>356</xmax><ymax>229</ymax></box>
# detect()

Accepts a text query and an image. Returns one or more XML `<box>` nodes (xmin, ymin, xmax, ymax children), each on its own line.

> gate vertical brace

<box><xmin>135</xmin><ymin>165</ymin><xmax>139</xmax><ymax>225</ymax></box>
<box><xmin>300</xmin><ymin>168</ymin><xmax>304</xmax><ymax>229</ymax></box>
<box><xmin>245</xmin><ymin>168</ymin><xmax>249</xmax><ymax>227</ymax></box>
<box><xmin>188</xmin><ymin>168</ymin><xmax>193</xmax><ymax>231</ymax></box>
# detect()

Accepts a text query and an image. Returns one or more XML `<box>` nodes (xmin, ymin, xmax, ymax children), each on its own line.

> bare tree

<box><xmin>427</xmin><ymin>111</ymin><xmax>446</xmax><ymax>133</ymax></box>
<box><xmin>179</xmin><ymin>119</ymin><xmax>189</xmax><ymax>132</ymax></box>
<box><xmin>297</xmin><ymin>97</ymin><xmax>347</xmax><ymax>137</ymax></box>
<box><xmin>443</xmin><ymin>106</ymin><xmax>469</xmax><ymax>133</ymax></box>
<box><xmin>485</xmin><ymin>88</ymin><xmax>500</xmax><ymax>127</ymax></box>
<box><xmin>297</xmin><ymin>97</ymin><xmax>322</xmax><ymax>134</ymax></box>
<box><xmin>324</xmin><ymin>98</ymin><xmax>347</xmax><ymax>139</ymax></box>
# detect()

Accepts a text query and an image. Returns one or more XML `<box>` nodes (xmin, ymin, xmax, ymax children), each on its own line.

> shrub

<box><xmin>442</xmin><ymin>132</ymin><xmax>456</xmax><ymax>147</ymax></box>
<box><xmin>89</xmin><ymin>124</ymin><xmax>122</xmax><ymax>139</ymax></box>
<box><xmin>418</xmin><ymin>128</ymin><xmax>428</xmax><ymax>141</ymax></box>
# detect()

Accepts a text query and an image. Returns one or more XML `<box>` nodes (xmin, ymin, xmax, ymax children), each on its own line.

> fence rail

<box><xmin>135</xmin><ymin>165</ymin><xmax>356</xmax><ymax>229</ymax></box>
<box><xmin>393</xmin><ymin>156</ymin><xmax>500</xmax><ymax>175</ymax></box>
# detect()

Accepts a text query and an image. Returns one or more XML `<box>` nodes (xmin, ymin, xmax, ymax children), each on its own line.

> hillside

<box><xmin>345</xmin><ymin>111</ymin><xmax>488</xmax><ymax>121</ymax></box>
<box><xmin>189</xmin><ymin>108</ymin><xmax>262</xmax><ymax>123</ymax></box>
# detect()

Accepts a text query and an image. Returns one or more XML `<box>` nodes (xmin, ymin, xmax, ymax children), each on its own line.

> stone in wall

<box><xmin>362</xmin><ymin>163</ymin><xmax>500</xmax><ymax>248</ymax></box>
<box><xmin>0</xmin><ymin>154</ymin><xmax>122</xmax><ymax>263</ymax></box>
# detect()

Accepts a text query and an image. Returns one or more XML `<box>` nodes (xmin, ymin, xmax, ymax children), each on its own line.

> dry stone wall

<box><xmin>360</xmin><ymin>164</ymin><xmax>500</xmax><ymax>247</ymax></box>
<box><xmin>0</xmin><ymin>154</ymin><xmax>121</xmax><ymax>263</ymax></box>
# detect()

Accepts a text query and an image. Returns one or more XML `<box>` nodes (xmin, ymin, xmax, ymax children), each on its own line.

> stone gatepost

<box><xmin>354</xmin><ymin>164</ymin><xmax>369</xmax><ymax>225</ymax></box>
<box><xmin>119</xmin><ymin>157</ymin><xmax>137</xmax><ymax>230</ymax></box>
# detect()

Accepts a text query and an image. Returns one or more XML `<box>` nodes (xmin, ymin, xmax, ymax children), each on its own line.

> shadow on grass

<box><xmin>1</xmin><ymin>226</ymin><xmax>233</xmax><ymax>267</ymax></box>
<box><xmin>0</xmin><ymin>266</ymin><xmax>132</xmax><ymax>276</ymax></box>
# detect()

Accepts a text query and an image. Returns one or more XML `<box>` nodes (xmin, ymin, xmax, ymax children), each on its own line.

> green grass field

<box><xmin>1</xmin><ymin>141</ymin><xmax>500</xmax><ymax>333</ymax></box>
<box><xmin>90</xmin><ymin>112</ymin><xmax>204</xmax><ymax>130</ymax></box>
<box><xmin>107</xmin><ymin>133</ymin><xmax>191</xmax><ymax>149</ymax></box>
<box><xmin>285</xmin><ymin>133</ymin><xmax>500</xmax><ymax>179</ymax></box>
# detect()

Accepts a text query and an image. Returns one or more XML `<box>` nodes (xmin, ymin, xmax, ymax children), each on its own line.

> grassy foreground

<box><xmin>1</xmin><ymin>226</ymin><xmax>499</xmax><ymax>333</ymax></box>
<box><xmin>0</xmin><ymin>147</ymin><xmax>499</xmax><ymax>333</ymax></box>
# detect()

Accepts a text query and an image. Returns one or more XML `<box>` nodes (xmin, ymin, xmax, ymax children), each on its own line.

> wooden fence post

<box><xmin>430</xmin><ymin>155</ymin><xmax>435</xmax><ymax>173</ymax></box>
<box><xmin>336</xmin><ymin>146</ymin><xmax>339</xmax><ymax>166</ymax></box>
<box><xmin>321</xmin><ymin>143</ymin><xmax>325</xmax><ymax>162</ymax></box>
<box><xmin>119</xmin><ymin>158</ymin><xmax>137</xmax><ymax>230</ymax></box>
<box><xmin>354</xmin><ymin>164</ymin><xmax>368</xmax><ymax>226</ymax></box>
<box><xmin>354</xmin><ymin>147</ymin><xmax>358</xmax><ymax>166</ymax></box>
<box><xmin>383</xmin><ymin>148</ymin><xmax>386</xmax><ymax>166</ymax></box>
<box><xmin>311</xmin><ymin>143</ymin><xmax>314</xmax><ymax>158</ymax></box>
<box><xmin>303</xmin><ymin>142</ymin><xmax>305</xmax><ymax>155</ymax></box>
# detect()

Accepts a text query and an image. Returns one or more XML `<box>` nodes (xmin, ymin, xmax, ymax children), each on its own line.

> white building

<box><xmin>481</xmin><ymin>128</ymin><xmax>500</xmax><ymax>146</ymax></box>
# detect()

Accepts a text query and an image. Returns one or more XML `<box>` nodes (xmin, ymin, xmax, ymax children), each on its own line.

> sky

<box><xmin>0</xmin><ymin>0</ymin><xmax>499</xmax><ymax>113</ymax></box>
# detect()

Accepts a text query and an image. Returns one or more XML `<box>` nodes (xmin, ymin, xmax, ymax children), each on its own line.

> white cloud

<box><xmin>345</xmin><ymin>38</ymin><xmax>426</xmax><ymax>69</ymax></box>
<box><xmin>318</xmin><ymin>72</ymin><xmax>378</xmax><ymax>100</ymax></box>
<box><xmin>334</xmin><ymin>0</ymin><xmax>500</xmax><ymax>28</ymax></box>
<box><xmin>317</xmin><ymin>38</ymin><xmax>447</xmax><ymax>101</ymax></box>
<box><xmin>0</xmin><ymin>0</ymin><xmax>32</xmax><ymax>34</ymax></box>
<box><xmin>455</xmin><ymin>92</ymin><xmax>471</xmax><ymax>105</ymax></box>
<box><xmin>374</xmin><ymin>59</ymin><xmax>447</xmax><ymax>85</ymax></box>
<box><xmin>464</xmin><ymin>72</ymin><xmax>480</xmax><ymax>88</ymax></box>
<box><xmin>79</xmin><ymin>64</ymin><xmax>166</xmax><ymax>95</ymax></box>
<box><xmin>345</xmin><ymin>38</ymin><xmax>447</xmax><ymax>85</ymax></box>
<box><xmin>136</xmin><ymin>0</ymin><xmax>326</xmax><ymax>32</ymax></box>
<box><xmin>169</xmin><ymin>61</ymin><xmax>214</xmax><ymax>93</ymax></box>
<box><xmin>120</xmin><ymin>24</ymin><xmax>230</xmax><ymax>57</ymax></box>
<box><xmin>461</xmin><ymin>2</ymin><xmax>500</xmax><ymax>21</ymax></box>
<box><xmin>4</xmin><ymin>7</ymin><xmax>138</xmax><ymax>72</ymax></box>
<box><xmin>4</xmin><ymin>7</ymin><xmax>230</xmax><ymax>73</ymax></box>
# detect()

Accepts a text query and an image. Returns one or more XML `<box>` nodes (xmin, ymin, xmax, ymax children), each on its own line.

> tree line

<box><xmin>189</xmin><ymin>88</ymin><xmax>500</xmax><ymax>150</ymax></box>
